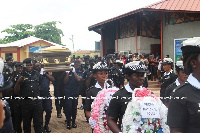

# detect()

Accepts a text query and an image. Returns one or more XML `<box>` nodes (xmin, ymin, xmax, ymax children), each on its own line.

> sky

<box><xmin>0</xmin><ymin>0</ymin><xmax>159</xmax><ymax>51</ymax></box>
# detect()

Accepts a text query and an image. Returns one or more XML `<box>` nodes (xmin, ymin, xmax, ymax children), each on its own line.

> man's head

<box><xmin>74</xmin><ymin>60</ymin><xmax>81</xmax><ymax>70</ymax></box>
<box><xmin>14</xmin><ymin>62</ymin><xmax>23</xmax><ymax>74</ymax></box>
<box><xmin>23</xmin><ymin>58</ymin><xmax>33</xmax><ymax>72</ymax></box>
<box><xmin>6</xmin><ymin>56</ymin><xmax>13</xmax><ymax>66</ymax></box>
<box><xmin>34</xmin><ymin>62</ymin><xmax>41</xmax><ymax>72</ymax></box>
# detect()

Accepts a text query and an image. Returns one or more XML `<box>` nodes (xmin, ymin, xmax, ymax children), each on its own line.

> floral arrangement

<box><xmin>91</xmin><ymin>80</ymin><xmax>119</xmax><ymax>133</ymax></box>
<box><xmin>122</xmin><ymin>87</ymin><xmax>169</xmax><ymax>133</ymax></box>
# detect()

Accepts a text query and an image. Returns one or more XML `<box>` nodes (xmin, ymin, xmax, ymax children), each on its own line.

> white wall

<box><xmin>115</xmin><ymin>36</ymin><xmax>160</xmax><ymax>54</ymax></box>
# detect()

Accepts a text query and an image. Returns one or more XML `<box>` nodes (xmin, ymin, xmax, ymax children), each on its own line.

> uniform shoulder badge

<box><xmin>87</xmin><ymin>86</ymin><xmax>95</xmax><ymax>91</ymax></box>
<box><xmin>172</xmin><ymin>82</ymin><xmax>188</xmax><ymax>93</ymax></box>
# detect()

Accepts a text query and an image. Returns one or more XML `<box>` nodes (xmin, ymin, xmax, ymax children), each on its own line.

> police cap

<box><xmin>6</xmin><ymin>56</ymin><xmax>13</xmax><ymax>61</ymax></box>
<box><xmin>181</xmin><ymin>37</ymin><xmax>200</xmax><ymax>55</ymax></box>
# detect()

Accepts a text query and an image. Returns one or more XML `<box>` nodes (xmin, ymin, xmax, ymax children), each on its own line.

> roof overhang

<box><xmin>88</xmin><ymin>8</ymin><xmax>200</xmax><ymax>34</ymax></box>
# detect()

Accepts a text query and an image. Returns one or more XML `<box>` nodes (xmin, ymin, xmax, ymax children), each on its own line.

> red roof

<box><xmin>145</xmin><ymin>0</ymin><xmax>200</xmax><ymax>11</ymax></box>
<box><xmin>89</xmin><ymin>0</ymin><xmax>200</xmax><ymax>31</ymax></box>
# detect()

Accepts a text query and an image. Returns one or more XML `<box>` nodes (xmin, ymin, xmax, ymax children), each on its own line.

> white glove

<box><xmin>89</xmin><ymin>117</ymin><xmax>96</xmax><ymax>129</ymax></box>
<box><xmin>66</xmin><ymin>71</ymin><xmax>70</xmax><ymax>73</ymax></box>
<box><xmin>72</xmin><ymin>67</ymin><xmax>75</xmax><ymax>72</ymax></box>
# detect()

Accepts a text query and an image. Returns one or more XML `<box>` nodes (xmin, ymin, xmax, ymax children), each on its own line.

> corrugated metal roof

<box><xmin>89</xmin><ymin>0</ymin><xmax>200</xmax><ymax>31</ymax></box>
<box><xmin>0</xmin><ymin>36</ymin><xmax>64</xmax><ymax>48</ymax></box>
<box><xmin>145</xmin><ymin>0</ymin><xmax>200</xmax><ymax>11</ymax></box>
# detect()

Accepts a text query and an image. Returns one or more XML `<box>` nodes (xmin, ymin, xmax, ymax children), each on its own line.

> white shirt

<box><xmin>125</xmin><ymin>83</ymin><xmax>142</xmax><ymax>93</ymax></box>
<box><xmin>175</xmin><ymin>78</ymin><xmax>180</xmax><ymax>86</ymax></box>
<box><xmin>95</xmin><ymin>82</ymin><xmax>110</xmax><ymax>89</ymax></box>
<box><xmin>164</xmin><ymin>69</ymin><xmax>173</xmax><ymax>76</ymax></box>
<box><xmin>187</xmin><ymin>73</ymin><xmax>200</xmax><ymax>89</ymax></box>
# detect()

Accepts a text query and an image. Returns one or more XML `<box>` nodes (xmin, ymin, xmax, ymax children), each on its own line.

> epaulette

<box><xmin>166</xmin><ymin>82</ymin><xmax>176</xmax><ymax>90</ymax></box>
<box><xmin>87</xmin><ymin>86</ymin><xmax>95</xmax><ymax>91</ymax></box>
<box><xmin>172</xmin><ymin>81</ymin><xmax>188</xmax><ymax>93</ymax></box>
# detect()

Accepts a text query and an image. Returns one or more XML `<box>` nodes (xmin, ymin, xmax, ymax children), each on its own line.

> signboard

<box><xmin>140</xmin><ymin>100</ymin><xmax>160</xmax><ymax>118</ymax></box>
<box><xmin>29</xmin><ymin>46</ymin><xmax>49</xmax><ymax>52</ymax></box>
<box><xmin>174</xmin><ymin>38</ymin><xmax>188</xmax><ymax>63</ymax></box>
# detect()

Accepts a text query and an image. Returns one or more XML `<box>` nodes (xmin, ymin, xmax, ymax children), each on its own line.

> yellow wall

<box><xmin>1</xmin><ymin>47</ymin><xmax>17</xmax><ymax>51</ymax></box>
<box><xmin>1</xmin><ymin>41</ymin><xmax>55</xmax><ymax>62</ymax></box>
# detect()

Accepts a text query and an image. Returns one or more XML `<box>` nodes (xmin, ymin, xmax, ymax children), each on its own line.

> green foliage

<box><xmin>0</xmin><ymin>24</ymin><xmax>34</xmax><ymax>43</ymax></box>
<box><xmin>34</xmin><ymin>21</ymin><xmax>64</xmax><ymax>44</ymax></box>
<box><xmin>0</xmin><ymin>21</ymin><xmax>64</xmax><ymax>45</ymax></box>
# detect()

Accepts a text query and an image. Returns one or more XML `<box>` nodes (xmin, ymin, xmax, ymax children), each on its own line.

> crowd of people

<box><xmin>0</xmin><ymin>37</ymin><xmax>200</xmax><ymax>133</ymax></box>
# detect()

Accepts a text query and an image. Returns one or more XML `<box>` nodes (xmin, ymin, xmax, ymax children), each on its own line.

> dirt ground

<box><xmin>30</xmin><ymin>84</ymin><xmax>91</xmax><ymax>133</ymax></box>
<box><xmin>29</xmin><ymin>80</ymin><xmax>160</xmax><ymax>133</ymax></box>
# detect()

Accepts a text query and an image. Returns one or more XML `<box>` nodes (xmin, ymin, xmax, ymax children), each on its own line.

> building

<box><xmin>0</xmin><ymin>36</ymin><xmax>64</xmax><ymax>62</ymax></box>
<box><xmin>88</xmin><ymin>0</ymin><xmax>200</xmax><ymax>60</ymax></box>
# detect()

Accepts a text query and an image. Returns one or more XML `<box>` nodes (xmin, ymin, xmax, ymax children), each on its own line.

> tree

<box><xmin>0</xmin><ymin>24</ymin><xmax>34</xmax><ymax>43</ymax></box>
<box><xmin>34</xmin><ymin>21</ymin><xmax>64</xmax><ymax>44</ymax></box>
<box><xmin>0</xmin><ymin>21</ymin><xmax>64</xmax><ymax>45</ymax></box>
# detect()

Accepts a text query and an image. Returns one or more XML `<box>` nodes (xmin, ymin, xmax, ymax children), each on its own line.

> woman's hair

<box><xmin>183</xmin><ymin>53</ymin><xmax>199</xmax><ymax>75</ymax></box>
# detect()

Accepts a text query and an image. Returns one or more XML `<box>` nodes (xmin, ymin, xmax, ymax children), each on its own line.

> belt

<box><xmin>24</xmin><ymin>97</ymin><xmax>38</xmax><ymax>101</ymax></box>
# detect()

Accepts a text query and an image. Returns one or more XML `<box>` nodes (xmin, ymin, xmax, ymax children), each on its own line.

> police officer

<box><xmin>3</xmin><ymin>56</ymin><xmax>13</xmax><ymax>82</ymax></box>
<box><xmin>164</xmin><ymin>61</ymin><xmax>188</xmax><ymax>107</ymax></box>
<box><xmin>64</xmin><ymin>60</ymin><xmax>83</xmax><ymax>130</ymax></box>
<box><xmin>0</xmin><ymin>57</ymin><xmax>14</xmax><ymax>133</ymax></box>
<box><xmin>14</xmin><ymin>58</ymin><xmax>43</xmax><ymax>133</ymax></box>
<box><xmin>168</xmin><ymin>37</ymin><xmax>200</xmax><ymax>132</ymax></box>
<box><xmin>52</xmin><ymin>71</ymin><xmax>65</xmax><ymax>118</ymax></box>
<box><xmin>85</xmin><ymin>61</ymin><xmax>110</xmax><ymax>131</ymax></box>
<box><xmin>35</xmin><ymin>63</ymin><xmax>54</xmax><ymax>133</ymax></box>
<box><xmin>80</xmin><ymin>60</ymin><xmax>96</xmax><ymax>122</ymax></box>
<box><xmin>160</xmin><ymin>58</ymin><xmax>177</xmax><ymax>102</ymax></box>
<box><xmin>107</xmin><ymin>61</ymin><xmax>148</xmax><ymax>132</ymax></box>
<box><xmin>109</xmin><ymin>59</ymin><xmax>124</xmax><ymax>88</ymax></box>
<box><xmin>12</xmin><ymin>62</ymin><xmax>23</xmax><ymax>133</ymax></box>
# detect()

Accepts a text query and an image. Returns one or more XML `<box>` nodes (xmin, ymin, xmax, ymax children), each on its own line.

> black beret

<box><xmin>6</xmin><ymin>56</ymin><xmax>13</xmax><ymax>61</ymax></box>
<box><xmin>23</xmin><ymin>58</ymin><xmax>33</xmax><ymax>64</ymax></box>
<box><xmin>15</xmin><ymin>62</ymin><xmax>23</xmax><ymax>67</ymax></box>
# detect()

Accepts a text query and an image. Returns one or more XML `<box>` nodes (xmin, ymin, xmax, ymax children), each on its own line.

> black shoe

<box><xmin>57</xmin><ymin>113</ymin><xmax>62</xmax><ymax>118</ymax></box>
<box><xmin>44</xmin><ymin>125</ymin><xmax>51</xmax><ymax>132</ymax></box>
<box><xmin>72</xmin><ymin>123</ymin><xmax>77</xmax><ymax>128</ymax></box>
<box><xmin>67</xmin><ymin>121</ymin><xmax>72</xmax><ymax>130</ymax></box>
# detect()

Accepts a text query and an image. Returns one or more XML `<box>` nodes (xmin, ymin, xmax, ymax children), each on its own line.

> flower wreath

<box><xmin>122</xmin><ymin>87</ymin><xmax>169</xmax><ymax>133</ymax></box>
<box><xmin>91</xmin><ymin>79</ymin><xmax>119</xmax><ymax>133</ymax></box>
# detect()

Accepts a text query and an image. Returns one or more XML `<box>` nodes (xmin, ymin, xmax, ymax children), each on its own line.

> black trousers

<box><xmin>42</xmin><ymin>97</ymin><xmax>52</xmax><ymax>125</ymax></box>
<box><xmin>20</xmin><ymin>99</ymin><xmax>43</xmax><ymax>133</ymax></box>
<box><xmin>64</xmin><ymin>96</ymin><xmax>78</xmax><ymax>121</ymax></box>
<box><xmin>13</xmin><ymin>99</ymin><xmax>22</xmax><ymax>133</ymax></box>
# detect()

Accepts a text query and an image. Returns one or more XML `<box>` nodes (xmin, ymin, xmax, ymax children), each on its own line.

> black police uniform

<box><xmin>12</xmin><ymin>72</ymin><xmax>23</xmax><ymax>133</ymax></box>
<box><xmin>160</xmin><ymin>71</ymin><xmax>177</xmax><ymax>102</ymax></box>
<box><xmin>109</xmin><ymin>66</ymin><xmax>124</xmax><ymax>88</ymax></box>
<box><xmin>0</xmin><ymin>100</ymin><xmax>14</xmax><ymax>133</ymax></box>
<box><xmin>167</xmin><ymin>81</ymin><xmax>200</xmax><ymax>132</ymax></box>
<box><xmin>81</xmin><ymin>69</ymin><xmax>96</xmax><ymax>100</ymax></box>
<box><xmin>85</xmin><ymin>85</ymin><xmax>102</xmax><ymax>112</ymax></box>
<box><xmin>40</xmin><ymin>73</ymin><xmax>52</xmax><ymax>129</ymax></box>
<box><xmin>63</xmin><ymin>69</ymin><xmax>83</xmax><ymax>124</ymax></box>
<box><xmin>19</xmin><ymin>70</ymin><xmax>43</xmax><ymax>133</ymax></box>
<box><xmin>52</xmin><ymin>71</ymin><xmax>65</xmax><ymax>117</ymax></box>
<box><xmin>164</xmin><ymin>81</ymin><xmax>178</xmax><ymax>104</ymax></box>
<box><xmin>106</xmin><ymin>87</ymin><xmax>132</xmax><ymax>129</ymax></box>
